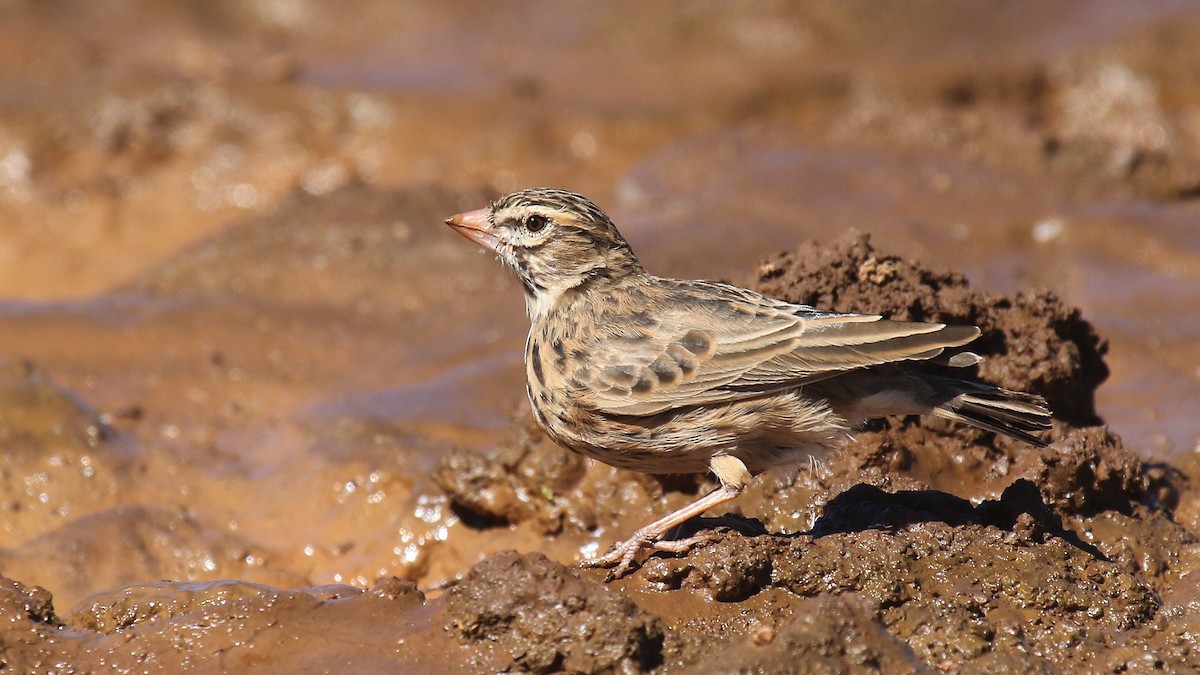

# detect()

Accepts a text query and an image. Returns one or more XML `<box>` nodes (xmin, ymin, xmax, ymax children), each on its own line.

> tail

<box><xmin>929</xmin><ymin>377</ymin><xmax>1052</xmax><ymax>447</ymax></box>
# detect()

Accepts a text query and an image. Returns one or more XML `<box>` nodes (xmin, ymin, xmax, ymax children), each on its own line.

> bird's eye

<box><xmin>524</xmin><ymin>215</ymin><xmax>549</xmax><ymax>233</ymax></box>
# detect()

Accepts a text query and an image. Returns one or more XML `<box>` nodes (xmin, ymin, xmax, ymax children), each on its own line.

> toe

<box><xmin>654</xmin><ymin>531</ymin><xmax>720</xmax><ymax>554</ymax></box>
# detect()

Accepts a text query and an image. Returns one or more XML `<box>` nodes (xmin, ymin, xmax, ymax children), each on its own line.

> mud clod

<box><xmin>1033</xmin><ymin>426</ymin><xmax>1145</xmax><ymax>515</ymax></box>
<box><xmin>445</xmin><ymin>551</ymin><xmax>664</xmax><ymax>673</ymax></box>
<box><xmin>368</xmin><ymin>576</ymin><xmax>424</xmax><ymax>602</ymax></box>
<box><xmin>0</xmin><ymin>576</ymin><xmax>60</xmax><ymax>627</ymax></box>
<box><xmin>752</xmin><ymin>232</ymin><xmax>1109</xmax><ymax>426</ymax></box>
<box><xmin>643</xmin><ymin>531</ymin><xmax>772</xmax><ymax>602</ymax></box>
<box><xmin>432</xmin><ymin>449</ymin><xmax>532</xmax><ymax>527</ymax></box>
<box><xmin>691</xmin><ymin>594</ymin><xmax>926</xmax><ymax>674</ymax></box>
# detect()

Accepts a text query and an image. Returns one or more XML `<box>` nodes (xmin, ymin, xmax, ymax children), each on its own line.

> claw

<box><xmin>580</xmin><ymin>531</ymin><xmax>718</xmax><ymax>580</ymax></box>
<box><xmin>579</xmin><ymin>481</ymin><xmax>747</xmax><ymax>579</ymax></box>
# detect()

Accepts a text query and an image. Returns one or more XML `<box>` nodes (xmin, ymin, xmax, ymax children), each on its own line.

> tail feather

<box><xmin>931</xmin><ymin>383</ymin><xmax>1052</xmax><ymax>447</ymax></box>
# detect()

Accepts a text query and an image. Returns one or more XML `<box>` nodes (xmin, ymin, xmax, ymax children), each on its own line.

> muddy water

<box><xmin>2</xmin><ymin>1</ymin><xmax>1200</xmax><ymax>671</ymax></box>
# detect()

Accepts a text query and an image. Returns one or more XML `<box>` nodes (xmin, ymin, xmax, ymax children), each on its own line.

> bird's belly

<box><xmin>526</xmin><ymin>389</ymin><xmax>847</xmax><ymax>476</ymax></box>
<box><xmin>530</xmin><ymin>397</ymin><xmax>715</xmax><ymax>474</ymax></box>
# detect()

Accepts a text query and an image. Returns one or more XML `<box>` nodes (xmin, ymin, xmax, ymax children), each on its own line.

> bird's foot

<box><xmin>581</xmin><ymin>529</ymin><xmax>719</xmax><ymax>580</ymax></box>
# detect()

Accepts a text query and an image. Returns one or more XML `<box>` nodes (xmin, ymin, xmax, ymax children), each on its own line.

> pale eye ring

<box><xmin>524</xmin><ymin>215</ymin><xmax>549</xmax><ymax>233</ymax></box>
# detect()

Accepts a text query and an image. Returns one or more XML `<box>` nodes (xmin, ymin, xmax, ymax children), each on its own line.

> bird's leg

<box><xmin>581</xmin><ymin>483</ymin><xmax>745</xmax><ymax>578</ymax></box>
<box><xmin>582</xmin><ymin>454</ymin><xmax>751</xmax><ymax>579</ymax></box>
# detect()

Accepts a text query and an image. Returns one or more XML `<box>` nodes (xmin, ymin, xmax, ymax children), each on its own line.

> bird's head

<box><xmin>445</xmin><ymin>188</ymin><xmax>644</xmax><ymax>318</ymax></box>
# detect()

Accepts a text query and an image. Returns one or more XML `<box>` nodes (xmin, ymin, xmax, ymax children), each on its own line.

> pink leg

<box><xmin>580</xmin><ymin>482</ymin><xmax>745</xmax><ymax>579</ymax></box>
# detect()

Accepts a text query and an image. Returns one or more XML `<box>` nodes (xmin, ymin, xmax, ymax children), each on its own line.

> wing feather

<box><xmin>576</xmin><ymin>279</ymin><xmax>982</xmax><ymax>416</ymax></box>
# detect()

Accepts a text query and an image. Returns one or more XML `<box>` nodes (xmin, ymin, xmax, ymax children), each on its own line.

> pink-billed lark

<box><xmin>446</xmin><ymin>187</ymin><xmax>1051</xmax><ymax>579</ymax></box>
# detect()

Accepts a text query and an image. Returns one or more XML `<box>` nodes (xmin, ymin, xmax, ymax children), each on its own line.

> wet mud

<box><xmin>8</xmin><ymin>223</ymin><xmax>1199</xmax><ymax>671</ymax></box>
<box><xmin>4</xmin><ymin>1</ymin><xmax>1200</xmax><ymax>673</ymax></box>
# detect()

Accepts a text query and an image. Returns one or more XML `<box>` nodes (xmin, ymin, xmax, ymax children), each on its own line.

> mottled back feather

<box><xmin>572</xmin><ymin>277</ymin><xmax>981</xmax><ymax>416</ymax></box>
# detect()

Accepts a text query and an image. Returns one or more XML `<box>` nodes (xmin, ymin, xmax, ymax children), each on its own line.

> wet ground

<box><xmin>2</xmin><ymin>1</ymin><xmax>1200</xmax><ymax>672</ymax></box>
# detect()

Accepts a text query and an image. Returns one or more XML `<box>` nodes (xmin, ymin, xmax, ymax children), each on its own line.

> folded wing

<box><xmin>578</xmin><ymin>279</ymin><xmax>980</xmax><ymax>416</ymax></box>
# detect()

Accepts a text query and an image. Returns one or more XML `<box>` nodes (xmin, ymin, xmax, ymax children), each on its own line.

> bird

<box><xmin>445</xmin><ymin>187</ymin><xmax>1051</xmax><ymax>579</ymax></box>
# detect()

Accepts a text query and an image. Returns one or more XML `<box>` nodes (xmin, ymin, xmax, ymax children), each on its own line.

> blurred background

<box><xmin>1</xmin><ymin>0</ymin><xmax>1198</xmax><ymax>606</ymax></box>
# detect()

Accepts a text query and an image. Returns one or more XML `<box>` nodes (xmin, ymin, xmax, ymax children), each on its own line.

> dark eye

<box><xmin>524</xmin><ymin>215</ymin><xmax>549</xmax><ymax>233</ymax></box>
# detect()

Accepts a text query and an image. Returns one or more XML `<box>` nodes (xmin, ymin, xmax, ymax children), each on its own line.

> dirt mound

<box><xmin>752</xmin><ymin>232</ymin><xmax>1109</xmax><ymax>426</ymax></box>
<box><xmin>642</xmin><ymin>521</ymin><xmax>1159</xmax><ymax>669</ymax></box>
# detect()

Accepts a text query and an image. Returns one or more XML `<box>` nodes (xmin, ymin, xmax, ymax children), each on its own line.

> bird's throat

<box><xmin>524</xmin><ymin>286</ymin><xmax>560</xmax><ymax>320</ymax></box>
